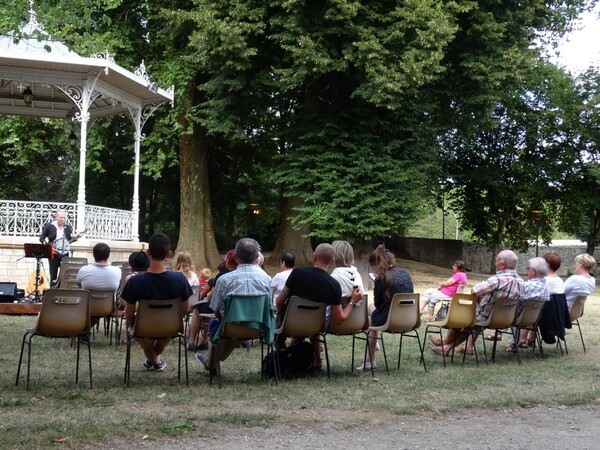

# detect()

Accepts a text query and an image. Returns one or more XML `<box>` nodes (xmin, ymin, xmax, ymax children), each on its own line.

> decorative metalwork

<box><xmin>91</xmin><ymin>49</ymin><xmax>115</xmax><ymax>65</ymax></box>
<box><xmin>0</xmin><ymin>200</ymin><xmax>134</xmax><ymax>241</ymax></box>
<box><xmin>134</xmin><ymin>60</ymin><xmax>151</xmax><ymax>84</ymax></box>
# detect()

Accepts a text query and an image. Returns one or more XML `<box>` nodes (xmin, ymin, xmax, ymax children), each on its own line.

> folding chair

<box><xmin>365</xmin><ymin>293</ymin><xmax>426</xmax><ymax>375</ymax></box>
<box><xmin>123</xmin><ymin>298</ymin><xmax>188</xmax><ymax>386</ymax></box>
<box><xmin>16</xmin><ymin>288</ymin><xmax>92</xmax><ymax>390</ymax></box>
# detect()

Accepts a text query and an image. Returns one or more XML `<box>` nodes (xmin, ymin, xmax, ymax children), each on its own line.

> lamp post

<box><xmin>532</xmin><ymin>210</ymin><xmax>544</xmax><ymax>257</ymax></box>
<box><xmin>23</xmin><ymin>86</ymin><xmax>33</xmax><ymax>106</ymax></box>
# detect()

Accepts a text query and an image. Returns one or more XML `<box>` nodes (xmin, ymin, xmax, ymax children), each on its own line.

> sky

<box><xmin>551</xmin><ymin>6</ymin><xmax>600</xmax><ymax>73</ymax></box>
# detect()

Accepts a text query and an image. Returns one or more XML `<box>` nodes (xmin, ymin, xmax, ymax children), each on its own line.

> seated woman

<box><xmin>421</xmin><ymin>260</ymin><xmax>467</xmax><ymax>321</ymax></box>
<box><xmin>564</xmin><ymin>253</ymin><xmax>596</xmax><ymax>308</ymax></box>
<box><xmin>174</xmin><ymin>251</ymin><xmax>200</xmax><ymax>287</ymax></box>
<box><xmin>329</xmin><ymin>240</ymin><xmax>365</xmax><ymax>325</ymax></box>
<box><xmin>359</xmin><ymin>244</ymin><xmax>414</xmax><ymax>370</ymax></box>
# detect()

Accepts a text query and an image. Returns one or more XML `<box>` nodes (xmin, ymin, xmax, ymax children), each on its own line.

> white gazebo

<box><xmin>0</xmin><ymin>5</ymin><xmax>174</xmax><ymax>241</ymax></box>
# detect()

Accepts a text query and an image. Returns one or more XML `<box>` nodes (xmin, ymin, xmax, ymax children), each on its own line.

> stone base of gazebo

<box><xmin>0</xmin><ymin>236</ymin><xmax>147</xmax><ymax>296</ymax></box>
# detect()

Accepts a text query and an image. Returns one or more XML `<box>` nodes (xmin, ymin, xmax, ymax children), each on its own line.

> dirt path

<box><xmin>99</xmin><ymin>403</ymin><xmax>600</xmax><ymax>449</ymax></box>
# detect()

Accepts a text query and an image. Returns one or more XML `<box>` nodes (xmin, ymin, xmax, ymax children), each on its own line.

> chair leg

<box><xmin>574</xmin><ymin>320</ymin><xmax>586</xmax><ymax>353</ymax></box>
<box><xmin>380</xmin><ymin>334</ymin><xmax>389</xmax><ymax>375</ymax></box>
<box><xmin>85</xmin><ymin>335</ymin><xmax>93</xmax><ymax>389</ymax></box>
<box><xmin>124</xmin><ymin>338</ymin><xmax>132</xmax><ymax>387</ymax></box>
<box><xmin>16</xmin><ymin>333</ymin><xmax>29</xmax><ymax>387</ymax></box>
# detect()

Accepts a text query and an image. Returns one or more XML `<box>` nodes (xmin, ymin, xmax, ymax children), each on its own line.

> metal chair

<box><xmin>208</xmin><ymin>294</ymin><xmax>275</xmax><ymax>387</ymax></box>
<box><xmin>123</xmin><ymin>298</ymin><xmax>188</xmax><ymax>386</ymax></box>
<box><xmin>16</xmin><ymin>288</ymin><xmax>92</xmax><ymax>390</ymax></box>
<box><xmin>366</xmin><ymin>293</ymin><xmax>426</xmax><ymax>375</ymax></box>
<box><xmin>328</xmin><ymin>294</ymin><xmax>369</xmax><ymax>372</ymax></box>
<box><xmin>424</xmin><ymin>293</ymin><xmax>478</xmax><ymax>366</ymax></box>
<box><xmin>275</xmin><ymin>296</ymin><xmax>328</xmax><ymax>380</ymax></box>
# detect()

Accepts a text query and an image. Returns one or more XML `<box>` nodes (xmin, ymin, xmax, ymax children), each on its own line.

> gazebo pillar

<box><xmin>132</xmin><ymin>107</ymin><xmax>142</xmax><ymax>241</ymax></box>
<box><xmin>75</xmin><ymin>116</ymin><xmax>89</xmax><ymax>234</ymax></box>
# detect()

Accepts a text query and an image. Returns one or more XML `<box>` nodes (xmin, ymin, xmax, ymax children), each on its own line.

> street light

<box><xmin>532</xmin><ymin>210</ymin><xmax>544</xmax><ymax>257</ymax></box>
<box><xmin>23</xmin><ymin>86</ymin><xmax>33</xmax><ymax>106</ymax></box>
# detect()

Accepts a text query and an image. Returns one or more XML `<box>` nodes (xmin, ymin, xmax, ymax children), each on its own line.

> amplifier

<box><xmin>0</xmin><ymin>282</ymin><xmax>17</xmax><ymax>303</ymax></box>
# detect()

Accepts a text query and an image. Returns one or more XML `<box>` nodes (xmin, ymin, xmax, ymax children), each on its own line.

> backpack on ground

<box><xmin>263</xmin><ymin>341</ymin><xmax>314</xmax><ymax>379</ymax></box>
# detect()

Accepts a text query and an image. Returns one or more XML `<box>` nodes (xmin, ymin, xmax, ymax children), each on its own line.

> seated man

<box><xmin>275</xmin><ymin>243</ymin><xmax>362</xmax><ymax>369</ymax></box>
<box><xmin>430</xmin><ymin>249</ymin><xmax>525</xmax><ymax>355</ymax></box>
<box><xmin>76</xmin><ymin>242</ymin><xmax>122</xmax><ymax>329</ymax></box>
<box><xmin>507</xmin><ymin>256</ymin><xmax>550</xmax><ymax>351</ymax></box>
<box><xmin>195</xmin><ymin>237</ymin><xmax>271</xmax><ymax>372</ymax></box>
<box><xmin>270</xmin><ymin>252</ymin><xmax>295</xmax><ymax>305</ymax></box>
<box><xmin>121</xmin><ymin>233</ymin><xmax>193</xmax><ymax>372</ymax></box>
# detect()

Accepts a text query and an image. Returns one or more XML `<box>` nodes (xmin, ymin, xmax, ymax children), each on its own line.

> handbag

<box><xmin>435</xmin><ymin>303</ymin><xmax>449</xmax><ymax>321</ymax></box>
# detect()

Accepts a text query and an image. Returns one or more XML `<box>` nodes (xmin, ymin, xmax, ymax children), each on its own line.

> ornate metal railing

<box><xmin>0</xmin><ymin>200</ymin><xmax>134</xmax><ymax>241</ymax></box>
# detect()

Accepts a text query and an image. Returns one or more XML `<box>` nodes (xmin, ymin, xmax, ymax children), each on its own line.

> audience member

<box><xmin>543</xmin><ymin>252</ymin><xmax>565</xmax><ymax>294</ymax></box>
<box><xmin>174</xmin><ymin>251</ymin><xmax>200</xmax><ymax>286</ymax></box>
<box><xmin>431</xmin><ymin>250</ymin><xmax>525</xmax><ymax>356</ymax></box>
<box><xmin>121</xmin><ymin>233</ymin><xmax>193</xmax><ymax>372</ymax></box>
<box><xmin>270</xmin><ymin>252</ymin><xmax>295</xmax><ymax>305</ymax></box>
<box><xmin>564</xmin><ymin>253</ymin><xmax>596</xmax><ymax>307</ymax></box>
<box><xmin>421</xmin><ymin>260</ymin><xmax>467</xmax><ymax>321</ymax></box>
<box><xmin>360</xmin><ymin>244</ymin><xmax>413</xmax><ymax>370</ymax></box>
<box><xmin>276</xmin><ymin>243</ymin><xmax>362</xmax><ymax>370</ymax></box>
<box><xmin>507</xmin><ymin>256</ymin><xmax>550</xmax><ymax>351</ymax></box>
<box><xmin>118</xmin><ymin>250</ymin><xmax>150</xmax><ymax>343</ymax></box>
<box><xmin>195</xmin><ymin>238</ymin><xmax>271</xmax><ymax>372</ymax></box>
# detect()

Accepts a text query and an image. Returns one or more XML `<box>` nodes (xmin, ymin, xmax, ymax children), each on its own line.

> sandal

<box><xmin>485</xmin><ymin>334</ymin><xmax>502</xmax><ymax>341</ymax></box>
<box><xmin>432</xmin><ymin>345</ymin><xmax>449</xmax><ymax>357</ymax></box>
<box><xmin>527</xmin><ymin>339</ymin><xmax>536</xmax><ymax>347</ymax></box>
<box><xmin>517</xmin><ymin>341</ymin><xmax>529</xmax><ymax>349</ymax></box>
<box><xmin>506</xmin><ymin>344</ymin><xmax>516</xmax><ymax>352</ymax></box>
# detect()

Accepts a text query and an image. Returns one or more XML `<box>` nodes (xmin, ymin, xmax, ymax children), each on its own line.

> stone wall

<box><xmin>0</xmin><ymin>236</ymin><xmax>146</xmax><ymax>296</ymax></box>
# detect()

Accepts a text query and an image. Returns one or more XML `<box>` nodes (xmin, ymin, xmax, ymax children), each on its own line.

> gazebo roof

<box><xmin>0</xmin><ymin>14</ymin><xmax>173</xmax><ymax>120</ymax></box>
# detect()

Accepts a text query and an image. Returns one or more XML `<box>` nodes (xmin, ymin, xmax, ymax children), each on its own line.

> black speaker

<box><xmin>0</xmin><ymin>282</ymin><xmax>17</xmax><ymax>303</ymax></box>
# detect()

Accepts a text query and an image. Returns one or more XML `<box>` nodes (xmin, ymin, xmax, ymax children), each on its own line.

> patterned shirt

<box><xmin>518</xmin><ymin>277</ymin><xmax>550</xmax><ymax>315</ymax></box>
<box><xmin>209</xmin><ymin>264</ymin><xmax>271</xmax><ymax>313</ymax></box>
<box><xmin>471</xmin><ymin>269</ymin><xmax>525</xmax><ymax>322</ymax></box>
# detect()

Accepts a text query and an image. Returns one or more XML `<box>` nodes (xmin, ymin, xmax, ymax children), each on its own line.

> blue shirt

<box><xmin>209</xmin><ymin>264</ymin><xmax>271</xmax><ymax>313</ymax></box>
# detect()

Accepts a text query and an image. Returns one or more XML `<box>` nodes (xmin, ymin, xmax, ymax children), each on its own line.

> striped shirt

<box><xmin>472</xmin><ymin>270</ymin><xmax>525</xmax><ymax>322</ymax></box>
<box><xmin>209</xmin><ymin>264</ymin><xmax>271</xmax><ymax>313</ymax></box>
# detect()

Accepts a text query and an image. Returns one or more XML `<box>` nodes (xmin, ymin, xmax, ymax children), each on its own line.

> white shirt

<box><xmin>270</xmin><ymin>269</ymin><xmax>292</xmax><ymax>305</ymax></box>
<box><xmin>545</xmin><ymin>275</ymin><xmax>565</xmax><ymax>294</ymax></box>
<box><xmin>76</xmin><ymin>262</ymin><xmax>121</xmax><ymax>290</ymax></box>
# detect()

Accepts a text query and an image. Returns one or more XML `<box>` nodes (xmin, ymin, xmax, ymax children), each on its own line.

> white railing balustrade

<box><xmin>0</xmin><ymin>200</ymin><xmax>134</xmax><ymax>241</ymax></box>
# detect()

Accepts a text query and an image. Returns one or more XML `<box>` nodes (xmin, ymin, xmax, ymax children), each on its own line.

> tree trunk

<box><xmin>176</xmin><ymin>74</ymin><xmax>221</xmax><ymax>269</ymax></box>
<box><xmin>353</xmin><ymin>238</ymin><xmax>374</xmax><ymax>290</ymax></box>
<box><xmin>586</xmin><ymin>209</ymin><xmax>600</xmax><ymax>256</ymax></box>
<box><xmin>268</xmin><ymin>195</ymin><xmax>313</xmax><ymax>266</ymax></box>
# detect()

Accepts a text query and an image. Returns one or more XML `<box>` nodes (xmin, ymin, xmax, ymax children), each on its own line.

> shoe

<box><xmin>356</xmin><ymin>361</ymin><xmax>377</xmax><ymax>370</ymax></box>
<box><xmin>196</xmin><ymin>342</ymin><xmax>208</xmax><ymax>351</ymax></box>
<box><xmin>431</xmin><ymin>346</ymin><xmax>449</xmax><ymax>357</ymax></box>
<box><xmin>455</xmin><ymin>347</ymin><xmax>474</xmax><ymax>356</ymax></box>
<box><xmin>485</xmin><ymin>334</ymin><xmax>501</xmax><ymax>341</ymax></box>
<box><xmin>375</xmin><ymin>342</ymin><xmax>380</xmax><ymax>351</ymax></box>
<box><xmin>507</xmin><ymin>344</ymin><xmax>517</xmax><ymax>352</ymax></box>
<box><xmin>187</xmin><ymin>343</ymin><xmax>196</xmax><ymax>352</ymax></box>
<box><xmin>195</xmin><ymin>352</ymin><xmax>209</xmax><ymax>370</ymax></box>
<box><xmin>429</xmin><ymin>335</ymin><xmax>442</xmax><ymax>346</ymax></box>
<box><xmin>143</xmin><ymin>359</ymin><xmax>153</xmax><ymax>370</ymax></box>
<box><xmin>517</xmin><ymin>341</ymin><xmax>529</xmax><ymax>349</ymax></box>
<box><xmin>153</xmin><ymin>360</ymin><xmax>166</xmax><ymax>372</ymax></box>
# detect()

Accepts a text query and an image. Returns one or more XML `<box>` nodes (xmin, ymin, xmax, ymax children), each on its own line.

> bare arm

<box><xmin>125</xmin><ymin>302</ymin><xmax>136</xmax><ymax>327</ymax></box>
<box><xmin>276</xmin><ymin>286</ymin><xmax>289</xmax><ymax>313</ymax></box>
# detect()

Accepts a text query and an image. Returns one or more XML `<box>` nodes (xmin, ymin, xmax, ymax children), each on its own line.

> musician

<box><xmin>39</xmin><ymin>209</ymin><xmax>83</xmax><ymax>286</ymax></box>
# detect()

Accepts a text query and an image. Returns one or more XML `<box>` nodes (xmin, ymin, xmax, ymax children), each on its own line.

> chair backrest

<box><xmin>61</xmin><ymin>256</ymin><xmax>88</xmax><ymax>265</ymax></box>
<box><xmin>277</xmin><ymin>296</ymin><xmax>326</xmax><ymax>337</ymax></box>
<box><xmin>133</xmin><ymin>299</ymin><xmax>183</xmax><ymax>339</ymax></box>
<box><xmin>484</xmin><ymin>297</ymin><xmax>519</xmax><ymax>329</ymax></box>
<box><xmin>442</xmin><ymin>293</ymin><xmax>478</xmax><ymax>329</ymax></box>
<box><xmin>88</xmin><ymin>289</ymin><xmax>116</xmax><ymax>317</ymax></box>
<box><xmin>64</xmin><ymin>280</ymin><xmax>80</xmax><ymax>289</ymax></box>
<box><xmin>189</xmin><ymin>285</ymin><xmax>201</xmax><ymax>304</ymax></box>
<box><xmin>36</xmin><ymin>288</ymin><xmax>90</xmax><ymax>337</ymax></box>
<box><xmin>456</xmin><ymin>283</ymin><xmax>466</xmax><ymax>293</ymax></box>
<box><xmin>514</xmin><ymin>298</ymin><xmax>546</xmax><ymax>327</ymax></box>
<box><xmin>57</xmin><ymin>266</ymin><xmax>81</xmax><ymax>288</ymax></box>
<box><xmin>569</xmin><ymin>296</ymin><xmax>587</xmax><ymax>322</ymax></box>
<box><xmin>220</xmin><ymin>294</ymin><xmax>273</xmax><ymax>341</ymax></box>
<box><xmin>382</xmin><ymin>293</ymin><xmax>420</xmax><ymax>333</ymax></box>
<box><xmin>329</xmin><ymin>294</ymin><xmax>369</xmax><ymax>335</ymax></box>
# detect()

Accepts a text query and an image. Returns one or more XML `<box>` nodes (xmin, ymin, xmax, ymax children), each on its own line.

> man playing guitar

<box><xmin>39</xmin><ymin>209</ymin><xmax>84</xmax><ymax>286</ymax></box>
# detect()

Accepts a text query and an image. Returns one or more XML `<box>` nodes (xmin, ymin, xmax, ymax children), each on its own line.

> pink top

<box><xmin>439</xmin><ymin>271</ymin><xmax>467</xmax><ymax>297</ymax></box>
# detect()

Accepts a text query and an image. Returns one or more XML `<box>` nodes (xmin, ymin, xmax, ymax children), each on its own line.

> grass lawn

<box><xmin>1</xmin><ymin>259</ymin><xmax>599</xmax><ymax>449</ymax></box>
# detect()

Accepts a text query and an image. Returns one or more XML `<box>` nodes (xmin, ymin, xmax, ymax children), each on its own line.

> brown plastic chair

<box><xmin>183</xmin><ymin>285</ymin><xmax>201</xmax><ymax>341</ymax></box>
<box><xmin>87</xmin><ymin>289</ymin><xmax>116</xmax><ymax>343</ymax></box>
<box><xmin>57</xmin><ymin>265</ymin><xmax>81</xmax><ymax>288</ymax></box>
<box><xmin>16</xmin><ymin>288</ymin><xmax>92</xmax><ymax>390</ymax></box>
<box><xmin>565</xmin><ymin>296</ymin><xmax>588</xmax><ymax>353</ymax></box>
<box><xmin>275</xmin><ymin>296</ymin><xmax>328</xmax><ymax>379</ymax></box>
<box><xmin>424</xmin><ymin>293</ymin><xmax>478</xmax><ymax>367</ymax></box>
<box><xmin>61</xmin><ymin>256</ymin><xmax>88</xmax><ymax>265</ymax></box>
<box><xmin>366</xmin><ymin>293</ymin><xmax>426</xmax><ymax>375</ymax></box>
<box><xmin>328</xmin><ymin>294</ymin><xmax>369</xmax><ymax>372</ymax></box>
<box><xmin>123</xmin><ymin>298</ymin><xmax>188</xmax><ymax>386</ymax></box>
<box><xmin>509</xmin><ymin>298</ymin><xmax>547</xmax><ymax>362</ymax></box>
<box><xmin>477</xmin><ymin>297</ymin><xmax>520</xmax><ymax>363</ymax></box>
<box><xmin>208</xmin><ymin>294</ymin><xmax>275</xmax><ymax>388</ymax></box>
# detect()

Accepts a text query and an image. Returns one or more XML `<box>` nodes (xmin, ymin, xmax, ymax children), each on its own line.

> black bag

<box><xmin>435</xmin><ymin>303</ymin><xmax>449</xmax><ymax>321</ymax></box>
<box><xmin>263</xmin><ymin>341</ymin><xmax>315</xmax><ymax>379</ymax></box>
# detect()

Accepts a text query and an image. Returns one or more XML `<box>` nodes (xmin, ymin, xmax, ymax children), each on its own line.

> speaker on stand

<box><xmin>0</xmin><ymin>282</ymin><xmax>17</xmax><ymax>303</ymax></box>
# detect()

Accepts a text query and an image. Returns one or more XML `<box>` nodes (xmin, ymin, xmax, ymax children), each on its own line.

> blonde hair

<box><xmin>174</xmin><ymin>251</ymin><xmax>196</xmax><ymax>279</ymax></box>
<box><xmin>200</xmin><ymin>268</ymin><xmax>212</xmax><ymax>281</ymax></box>
<box><xmin>575</xmin><ymin>253</ymin><xmax>596</xmax><ymax>272</ymax></box>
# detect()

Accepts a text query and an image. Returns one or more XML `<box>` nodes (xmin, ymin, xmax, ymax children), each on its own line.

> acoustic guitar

<box><xmin>26</xmin><ymin>270</ymin><xmax>49</xmax><ymax>295</ymax></box>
